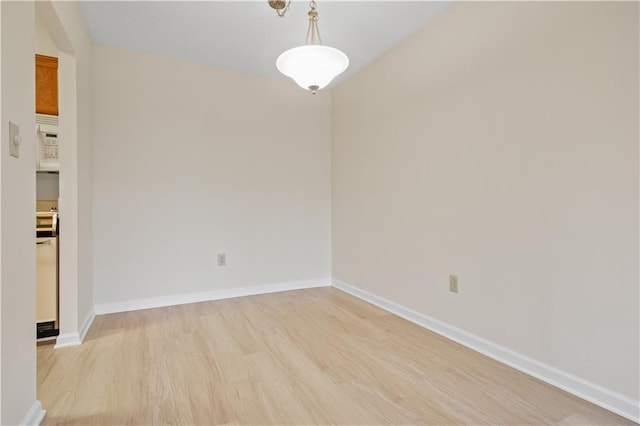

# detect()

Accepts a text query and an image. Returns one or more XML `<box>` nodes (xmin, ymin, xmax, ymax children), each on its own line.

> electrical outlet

<box><xmin>449</xmin><ymin>274</ymin><xmax>459</xmax><ymax>293</ymax></box>
<box><xmin>217</xmin><ymin>253</ymin><xmax>226</xmax><ymax>266</ymax></box>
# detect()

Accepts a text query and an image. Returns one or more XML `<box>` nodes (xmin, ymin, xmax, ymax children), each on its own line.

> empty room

<box><xmin>0</xmin><ymin>0</ymin><xmax>638</xmax><ymax>425</ymax></box>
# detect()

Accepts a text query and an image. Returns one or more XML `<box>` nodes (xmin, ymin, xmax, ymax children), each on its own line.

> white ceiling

<box><xmin>79</xmin><ymin>1</ymin><xmax>452</xmax><ymax>87</ymax></box>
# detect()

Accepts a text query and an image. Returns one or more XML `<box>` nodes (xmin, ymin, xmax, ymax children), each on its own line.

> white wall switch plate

<box><xmin>9</xmin><ymin>121</ymin><xmax>21</xmax><ymax>158</ymax></box>
<box><xmin>217</xmin><ymin>253</ymin><xmax>226</xmax><ymax>266</ymax></box>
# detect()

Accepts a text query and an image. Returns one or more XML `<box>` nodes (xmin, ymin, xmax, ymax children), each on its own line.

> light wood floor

<box><xmin>38</xmin><ymin>287</ymin><xmax>634</xmax><ymax>425</ymax></box>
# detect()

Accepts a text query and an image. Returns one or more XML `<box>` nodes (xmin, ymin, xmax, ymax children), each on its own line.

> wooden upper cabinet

<box><xmin>35</xmin><ymin>54</ymin><xmax>58</xmax><ymax>116</ymax></box>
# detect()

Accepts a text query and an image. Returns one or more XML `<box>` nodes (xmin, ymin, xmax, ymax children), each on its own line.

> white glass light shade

<box><xmin>276</xmin><ymin>45</ymin><xmax>349</xmax><ymax>92</ymax></box>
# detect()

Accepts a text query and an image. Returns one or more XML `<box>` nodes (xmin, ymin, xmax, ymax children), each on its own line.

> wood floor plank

<box><xmin>38</xmin><ymin>287</ymin><xmax>635</xmax><ymax>425</ymax></box>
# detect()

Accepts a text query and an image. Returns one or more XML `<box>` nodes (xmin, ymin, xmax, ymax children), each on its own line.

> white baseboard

<box><xmin>332</xmin><ymin>279</ymin><xmax>640</xmax><ymax>423</ymax></box>
<box><xmin>20</xmin><ymin>400</ymin><xmax>46</xmax><ymax>425</ymax></box>
<box><xmin>79</xmin><ymin>306</ymin><xmax>96</xmax><ymax>342</ymax></box>
<box><xmin>94</xmin><ymin>278</ymin><xmax>332</xmax><ymax>315</ymax></box>
<box><xmin>53</xmin><ymin>307</ymin><xmax>97</xmax><ymax>349</ymax></box>
<box><xmin>54</xmin><ymin>332</ymin><xmax>80</xmax><ymax>349</ymax></box>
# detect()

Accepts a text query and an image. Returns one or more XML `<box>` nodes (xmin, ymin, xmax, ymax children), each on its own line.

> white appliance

<box><xmin>36</xmin><ymin>209</ymin><xmax>58</xmax><ymax>339</ymax></box>
<box><xmin>36</xmin><ymin>236</ymin><xmax>57</xmax><ymax>325</ymax></box>
<box><xmin>36</xmin><ymin>114</ymin><xmax>59</xmax><ymax>172</ymax></box>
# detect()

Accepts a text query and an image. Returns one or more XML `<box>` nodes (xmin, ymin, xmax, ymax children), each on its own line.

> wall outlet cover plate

<box><xmin>449</xmin><ymin>274</ymin><xmax>459</xmax><ymax>293</ymax></box>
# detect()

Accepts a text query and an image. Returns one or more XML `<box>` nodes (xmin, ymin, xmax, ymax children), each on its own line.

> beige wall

<box><xmin>35</xmin><ymin>13</ymin><xmax>57</xmax><ymax>57</ymax></box>
<box><xmin>0</xmin><ymin>1</ymin><xmax>92</xmax><ymax>420</ymax></box>
<box><xmin>332</xmin><ymin>1</ymin><xmax>639</xmax><ymax>401</ymax></box>
<box><xmin>0</xmin><ymin>1</ymin><xmax>38</xmax><ymax>423</ymax></box>
<box><xmin>91</xmin><ymin>45</ymin><xmax>332</xmax><ymax>305</ymax></box>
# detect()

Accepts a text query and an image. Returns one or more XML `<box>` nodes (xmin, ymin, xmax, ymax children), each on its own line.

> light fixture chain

<box><xmin>315</xmin><ymin>21</ymin><xmax>322</xmax><ymax>45</ymax></box>
<box><xmin>305</xmin><ymin>0</ymin><xmax>322</xmax><ymax>45</ymax></box>
<box><xmin>306</xmin><ymin>17</ymin><xmax>313</xmax><ymax>44</ymax></box>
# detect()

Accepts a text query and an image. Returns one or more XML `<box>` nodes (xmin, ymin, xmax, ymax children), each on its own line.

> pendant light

<box><xmin>276</xmin><ymin>1</ymin><xmax>349</xmax><ymax>94</ymax></box>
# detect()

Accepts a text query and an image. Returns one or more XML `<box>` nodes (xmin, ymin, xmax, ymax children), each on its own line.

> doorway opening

<box><xmin>34</xmin><ymin>2</ymin><xmax>80</xmax><ymax>348</ymax></box>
